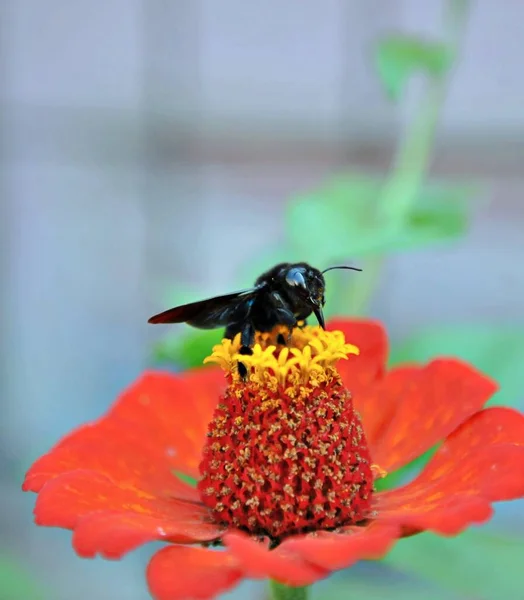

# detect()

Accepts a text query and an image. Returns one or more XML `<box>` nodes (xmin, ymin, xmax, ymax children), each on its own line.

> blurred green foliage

<box><xmin>154</xmin><ymin>329</ymin><xmax>223</xmax><ymax>370</ymax></box>
<box><xmin>383</xmin><ymin>530</ymin><xmax>524</xmax><ymax>599</ymax></box>
<box><xmin>251</xmin><ymin>176</ymin><xmax>474</xmax><ymax>265</ymax></box>
<box><xmin>318</xmin><ymin>531</ymin><xmax>524</xmax><ymax>600</ymax></box>
<box><xmin>375</xmin><ymin>35</ymin><xmax>452</xmax><ymax>101</ymax></box>
<box><xmin>0</xmin><ymin>556</ymin><xmax>44</xmax><ymax>600</ymax></box>
<box><xmin>317</xmin><ymin>568</ymin><xmax>460</xmax><ymax>600</ymax></box>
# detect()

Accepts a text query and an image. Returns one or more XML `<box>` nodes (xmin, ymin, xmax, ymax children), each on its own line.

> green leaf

<box><xmin>0</xmin><ymin>556</ymin><xmax>44</xmax><ymax>600</ymax></box>
<box><xmin>153</xmin><ymin>328</ymin><xmax>223</xmax><ymax>369</ymax></box>
<box><xmin>375</xmin><ymin>35</ymin><xmax>452</xmax><ymax>100</ymax></box>
<box><xmin>374</xmin><ymin>447</ymin><xmax>435</xmax><ymax>492</ymax></box>
<box><xmin>285</xmin><ymin>175</ymin><xmax>379</xmax><ymax>264</ymax></box>
<box><xmin>404</xmin><ymin>181</ymin><xmax>476</xmax><ymax>244</ymax></box>
<box><xmin>173</xmin><ymin>470</ymin><xmax>198</xmax><ymax>487</ymax></box>
<box><xmin>390</xmin><ymin>324</ymin><xmax>524</xmax><ymax>408</ymax></box>
<box><xmin>383</xmin><ymin>530</ymin><xmax>524</xmax><ymax>599</ymax></box>
<box><xmin>284</xmin><ymin>174</ymin><xmax>475</xmax><ymax>265</ymax></box>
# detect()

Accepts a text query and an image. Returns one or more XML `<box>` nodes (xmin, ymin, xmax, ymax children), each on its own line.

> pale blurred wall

<box><xmin>1</xmin><ymin>1</ymin><xmax>523</xmax><ymax>599</ymax></box>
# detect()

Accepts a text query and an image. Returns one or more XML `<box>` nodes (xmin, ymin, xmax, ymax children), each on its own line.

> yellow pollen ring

<box><xmin>204</xmin><ymin>326</ymin><xmax>359</xmax><ymax>385</ymax></box>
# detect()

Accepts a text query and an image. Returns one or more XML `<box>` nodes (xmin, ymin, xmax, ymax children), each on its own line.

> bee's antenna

<box><xmin>321</xmin><ymin>265</ymin><xmax>362</xmax><ymax>274</ymax></box>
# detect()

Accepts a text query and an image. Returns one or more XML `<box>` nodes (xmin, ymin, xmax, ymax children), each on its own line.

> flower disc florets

<box><xmin>197</xmin><ymin>326</ymin><xmax>374</xmax><ymax>541</ymax></box>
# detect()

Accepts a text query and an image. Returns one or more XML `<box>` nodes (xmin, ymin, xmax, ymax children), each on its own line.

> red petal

<box><xmin>282</xmin><ymin>521</ymin><xmax>400</xmax><ymax>571</ymax></box>
<box><xmin>353</xmin><ymin>365</ymin><xmax>421</xmax><ymax>452</ymax></box>
<box><xmin>182</xmin><ymin>365</ymin><xmax>227</xmax><ymax>407</ymax></box>
<box><xmin>425</xmin><ymin>406</ymin><xmax>524</xmax><ymax>459</ymax></box>
<box><xmin>23</xmin><ymin>419</ymin><xmax>198</xmax><ymax>502</ymax></box>
<box><xmin>416</xmin><ymin>406</ymin><xmax>524</xmax><ymax>500</ymax></box>
<box><xmin>73</xmin><ymin>511</ymin><xmax>224</xmax><ymax>559</ymax></box>
<box><xmin>23</xmin><ymin>368</ymin><xmax>228</xmax><ymax>559</ymax></box>
<box><xmin>378</xmin><ymin>492</ymin><xmax>494</xmax><ymax>535</ymax></box>
<box><xmin>376</xmin><ymin>407</ymin><xmax>524</xmax><ymax>534</ymax></box>
<box><xmin>24</xmin><ymin>369</ymin><xmax>225</xmax><ymax>496</ymax></box>
<box><xmin>147</xmin><ymin>545</ymin><xmax>243</xmax><ymax>600</ymax></box>
<box><xmin>108</xmin><ymin>370</ymin><xmax>226</xmax><ymax>478</ymax></box>
<box><xmin>224</xmin><ymin>532</ymin><xmax>328</xmax><ymax>586</ymax></box>
<box><xmin>328</xmin><ymin>318</ymin><xmax>388</xmax><ymax>391</ymax></box>
<box><xmin>34</xmin><ymin>470</ymin><xmax>224</xmax><ymax>558</ymax></box>
<box><xmin>370</xmin><ymin>359</ymin><xmax>498</xmax><ymax>472</ymax></box>
<box><xmin>328</xmin><ymin>318</ymin><xmax>397</xmax><ymax>447</ymax></box>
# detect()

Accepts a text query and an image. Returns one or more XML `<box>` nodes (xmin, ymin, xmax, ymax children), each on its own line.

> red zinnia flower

<box><xmin>23</xmin><ymin>319</ymin><xmax>524</xmax><ymax>600</ymax></box>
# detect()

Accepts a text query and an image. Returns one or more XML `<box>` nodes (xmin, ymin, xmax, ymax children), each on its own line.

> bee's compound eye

<box><xmin>285</xmin><ymin>268</ymin><xmax>307</xmax><ymax>290</ymax></box>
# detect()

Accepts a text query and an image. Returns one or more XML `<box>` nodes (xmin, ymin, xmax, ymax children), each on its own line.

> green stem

<box><xmin>379</xmin><ymin>0</ymin><xmax>470</xmax><ymax>225</ymax></box>
<box><xmin>269</xmin><ymin>580</ymin><xmax>309</xmax><ymax>600</ymax></box>
<box><xmin>336</xmin><ymin>0</ymin><xmax>470</xmax><ymax>317</ymax></box>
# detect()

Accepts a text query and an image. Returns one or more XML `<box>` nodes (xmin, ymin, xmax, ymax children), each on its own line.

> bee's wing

<box><xmin>148</xmin><ymin>288</ymin><xmax>258</xmax><ymax>329</ymax></box>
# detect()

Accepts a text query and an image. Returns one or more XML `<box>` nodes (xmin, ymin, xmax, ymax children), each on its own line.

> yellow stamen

<box><xmin>204</xmin><ymin>325</ymin><xmax>359</xmax><ymax>386</ymax></box>
<box><xmin>371</xmin><ymin>464</ymin><xmax>388</xmax><ymax>480</ymax></box>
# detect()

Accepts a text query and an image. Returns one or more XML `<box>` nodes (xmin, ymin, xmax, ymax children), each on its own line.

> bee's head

<box><xmin>284</xmin><ymin>264</ymin><xmax>326</xmax><ymax>327</ymax></box>
<box><xmin>282</xmin><ymin>263</ymin><xmax>362</xmax><ymax>330</ymax></box>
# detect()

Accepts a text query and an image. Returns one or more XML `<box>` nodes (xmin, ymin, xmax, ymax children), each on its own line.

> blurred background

<box><xmin>2</xmin><ymin>1</ymin><xmax>523</xmax><ymax>599</ymax></box>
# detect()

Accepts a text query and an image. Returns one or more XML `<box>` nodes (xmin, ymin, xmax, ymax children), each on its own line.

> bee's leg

<box><xmin>277</xmin><ymin>323</ymin><xmax>297</xmax><ymax>345</ymax></box>
<box><xmin>239</xmin><ymin>321</ymin><xmax>255</xmax><ymax>354</ymax></box>
<box><xmin>237</xmin><ymin>321</ymin><xmax>255</xmax><ymax>380</ymax></box>
<box><xmin>298</xmin><ymin>319</ymin><xmax>308</xmax><ymax>329</ymax></box>
<box><xmin>277</xmin><ymin>309</ymin><xmax>297</xmax><ymax>345</ymax></box>
<box><xmin>269</xmin><ymin>291</ymin><xmax>297</xmax><ymax>346</ymax></box>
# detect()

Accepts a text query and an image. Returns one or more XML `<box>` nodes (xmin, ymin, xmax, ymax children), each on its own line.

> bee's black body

<box><xmin>148</xmin><ymin>262</ymin><xmax>360</xmax><ymax>376</ymax></box>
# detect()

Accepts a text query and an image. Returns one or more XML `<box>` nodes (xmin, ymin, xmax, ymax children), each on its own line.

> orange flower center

<box><xmin>197</xmin><ymin>326</ymin><xmax>374</xmax><ymax>541</ymax></box>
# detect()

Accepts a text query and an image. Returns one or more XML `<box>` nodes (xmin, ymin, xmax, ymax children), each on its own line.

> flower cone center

<box><xmin>197</xmin><ymin>326</ymin><xmax>374</xmax><ymax>541</ymax></box>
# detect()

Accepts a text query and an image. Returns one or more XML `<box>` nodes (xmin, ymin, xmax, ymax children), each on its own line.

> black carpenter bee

<box><xmin>148</xmin><ymin>262</ymin><xmax>361</xmax><ymax>376</ymax></box>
